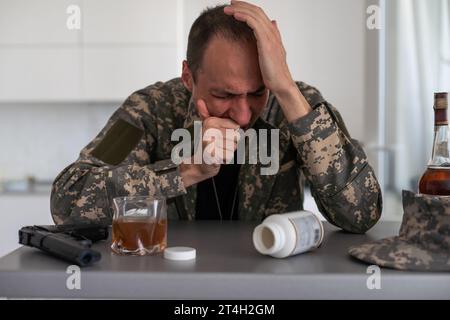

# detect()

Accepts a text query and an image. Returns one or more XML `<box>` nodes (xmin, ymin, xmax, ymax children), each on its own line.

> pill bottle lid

<box><xmin>164</xmin><ymin>246</ymin><xmax>196</xmax><ymax>261</ymax></box>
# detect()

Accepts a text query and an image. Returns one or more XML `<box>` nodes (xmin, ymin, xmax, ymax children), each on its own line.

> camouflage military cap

<box><xmin>348</xmin><ymin>190</ymin><xmax>450</xmax><ymax>271</ymax></box>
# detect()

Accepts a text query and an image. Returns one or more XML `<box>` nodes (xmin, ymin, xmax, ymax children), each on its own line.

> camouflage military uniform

<box><xmin>51</xmin><ymin>78</ymin><xmax>382</xmax><ymax>233</ymax></box>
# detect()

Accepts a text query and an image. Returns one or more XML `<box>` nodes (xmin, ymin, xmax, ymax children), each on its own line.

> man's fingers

<box><xmin>229</xmin><ymin>0</ymin><xmax>270</xmax><ymax>21</ymax></box>
<box><xmin>196</xmin><ymin>99</ymin><xmax>211</xmax><ymax>120</ymax></box>
<box><xmin>215</xmin><ymin>139</ymin><xmax>238</xmax><ymax>152</ymax></box>
<box><xmin>204</xmin><ymin>140</ymin><xmax>232</xmax><ymax>165</ymax></box>
<box><xmin>272</xmin><ymin>20</ymin><xmax>282</xmax><ymax>40</ymax></box>
<box><xmin>224</xmin><ymin>5</ymin><xmax>264</xmax><ymax>28</ymax></box>
<box><xmin>224</xmin><ymin>5</ymin><xmax>275</xmax><ymax>42</ymax></box>
<box><xmin>226</xmin><ymin>1</ymin><xmax>272</xmax><ymax>28</ymax></box>
<box><xmin>203</xmin><ymin>130</ymin><xmax>239</xmax><ymax>164</ymax></box>
<box><xmin>203</xmin><ymin>128</ymin><xmax>239</xmax><ymax>151</ymax></box>
<box><xmin>209</xmin><ymin>117</ymin><xmax>240</xmax><ymax>130</ymax></box>
<box><xmin>213</xmin><ymin>146</ymin><xmax>236</xmax><ymax>164</ymax></box>
<box><xmin>220</xmin><ymin>119</ymin><xmax>240</xmax><ymax>130</ymax></box>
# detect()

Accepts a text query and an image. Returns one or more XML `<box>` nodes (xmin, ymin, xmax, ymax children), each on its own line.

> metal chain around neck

<box><xmin>212</xmin><ymin>176</ymin><xmax>238</xmax><ymax>221</ymax></box>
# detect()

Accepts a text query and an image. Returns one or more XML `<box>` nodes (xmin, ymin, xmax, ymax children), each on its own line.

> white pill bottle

<box><xmin>252</xmin><ymin>211</ymin><xmax>324</xmax><ymax>258</ymax></box>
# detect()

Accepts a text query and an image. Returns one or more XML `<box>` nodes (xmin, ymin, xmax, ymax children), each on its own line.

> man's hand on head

<box><xmin>224</xmin><ymin>0</ymin><xmax>312</xmax><ymax>122</ymax></box>
<box><xmin>224</xmin><ymin>0</ymin><xmax>291</xmax><ymax>96</ymax></box>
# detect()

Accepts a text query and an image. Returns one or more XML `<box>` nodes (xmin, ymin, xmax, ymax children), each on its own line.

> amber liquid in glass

<box><xmin>419</xmin><ymin>167</ymin><xmax>450</xmax><ymax>195</ymax></box>
<box><xmin>112</xmin><ymin>217</ymin><xmax>167</xmax><ymax>254</ymax></box>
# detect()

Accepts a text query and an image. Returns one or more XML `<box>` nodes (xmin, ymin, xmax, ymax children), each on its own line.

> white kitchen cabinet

<box><xmin>0</xmin><ymin>48</ymin><xmax>82</xmax><ymax>101</ymax></box>
<box><xmin>0</xmin><ymin>0</ymin><xmax>81</xmax><ymax>45</ymax></box>
<box><xmin>83</xmin><ymin>0</ymin><xmax>178</xmax><ymax>45</ymax></box>
<box><xmin>0</xmin><ymin>0</ymin><xmax>180</xmax><ymax>102</ymax></box>
<box><xmin>81</xmin><ymin>46</ymin><xmax>179</xmax><ymax>101</ymax></box>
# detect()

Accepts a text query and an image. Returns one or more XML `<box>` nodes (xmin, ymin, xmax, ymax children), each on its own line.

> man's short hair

<box><xmin>186</xmin><ymin>4</ymin><xmax>256</xmax><ymax>81</ymax></box>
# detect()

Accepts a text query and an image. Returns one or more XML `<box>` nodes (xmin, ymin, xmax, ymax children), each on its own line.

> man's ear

<box><xmin>181</xmin><ymin>60</ymin><xmax>193</xmax><ymax>92</ymax></box>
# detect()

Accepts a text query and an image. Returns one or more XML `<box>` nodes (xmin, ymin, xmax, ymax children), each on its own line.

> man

<box><xmin>51</xmin><ymin>1</ymin><xmax>382</xmax><ymax>233</ymax></box>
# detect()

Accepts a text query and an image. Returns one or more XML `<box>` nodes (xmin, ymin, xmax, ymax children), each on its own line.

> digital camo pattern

<box><xmin>51</xmin><ymin>78</ymin><xmax>382</xmax><ymax>234</ymax></box>
<box><xmin>348</xmin><ymin>190</ymin><xmax>450</xmax><ymax>271</ymax></box>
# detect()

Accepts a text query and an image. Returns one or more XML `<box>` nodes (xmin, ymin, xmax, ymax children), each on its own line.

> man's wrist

<box><xmin>273</xmin><ymin>82</ymin><xmax>312</xmax><ymax>123</ymax></box>
<box><xmin>179</xmin><ymin>163</ymin><xmax>200</xmax><ymax>188</ymax></box>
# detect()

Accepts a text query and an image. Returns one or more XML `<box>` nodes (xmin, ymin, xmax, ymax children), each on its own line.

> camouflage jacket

<box><xmin>50</xmin><ymin>78</ymin><xmax>382</xmax><ymax>233</ymax></box>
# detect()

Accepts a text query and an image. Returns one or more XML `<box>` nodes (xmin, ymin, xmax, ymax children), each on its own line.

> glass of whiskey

<box><xmin>111</xmin><ymin>196</ymin><xmax>167</xmax><ymax>256</ymax></box>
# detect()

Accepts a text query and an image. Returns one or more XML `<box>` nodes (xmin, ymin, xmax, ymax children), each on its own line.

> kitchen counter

<box><xmin>0</xmin><ymin>221</ymin><xmax>449</xmax><ymax>299</ymax></box>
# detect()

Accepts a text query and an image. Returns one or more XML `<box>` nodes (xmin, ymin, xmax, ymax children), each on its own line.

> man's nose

<box><xmin>229</xmin><ymin>97</ymin><xmax>252</xmax><ymax>128</ymax></box>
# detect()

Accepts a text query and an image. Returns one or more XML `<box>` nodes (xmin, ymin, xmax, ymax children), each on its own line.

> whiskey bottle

<box><xmin>419</xmin><ymin>92</ymin><xmax>450</xmax><ymax>195</ymax></box>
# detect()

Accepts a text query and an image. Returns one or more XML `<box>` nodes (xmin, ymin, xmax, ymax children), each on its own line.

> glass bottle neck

<box><xmin>428</xmin><ymin>124</ymin><xmax>450</xmax><ymax>167</ymax></box>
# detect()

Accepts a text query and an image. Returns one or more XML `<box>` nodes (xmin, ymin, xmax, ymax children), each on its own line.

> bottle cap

<box><xmin>164</xmin><ymin>246</ymin><xmax>196</xmax><ymax>261</ymax></box>
<box><xmin>434</xmin><ymin>92</ymin><xmax>448</xmax><ymax>109</ymax></box>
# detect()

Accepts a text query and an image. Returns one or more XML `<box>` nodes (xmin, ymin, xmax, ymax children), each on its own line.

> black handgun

<box><xmin>19</xmin><ymin>224</ymin><xmax>109</xmax><ymax>267</ymax></box>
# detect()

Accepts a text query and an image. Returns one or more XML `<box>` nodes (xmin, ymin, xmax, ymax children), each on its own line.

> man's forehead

<box><xmin>209</xmin><ymin>83</ymin><xmax>266</xmax><ymax>94</ymax></box>
<box><xmin>197</xmin><ymin>69</ymin><xmax>265</xmax><ymax>94</ymax></box>
<box><xmin>197</xmin><ymin>36</ymin><xmax>262</xmax><ymax>90</ymax></box>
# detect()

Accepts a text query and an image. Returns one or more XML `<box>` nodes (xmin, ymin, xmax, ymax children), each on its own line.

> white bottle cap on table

<box><xmin>164</xmin><ymin>247</ymin><xmax>196</xmax><ymax>261</ymax></box>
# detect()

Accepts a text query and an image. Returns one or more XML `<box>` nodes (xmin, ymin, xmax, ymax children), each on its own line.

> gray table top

<box><xmin>0</xmin><ymin>221</ymin><xmax>449</xmax><ymax>299</ymax></box>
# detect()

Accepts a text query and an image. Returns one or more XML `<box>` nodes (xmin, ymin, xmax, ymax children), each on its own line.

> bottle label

<box><xmin>288</xmin><ymin>212</ymin><xmax>323</xmax><ymax>255</ymax></box>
